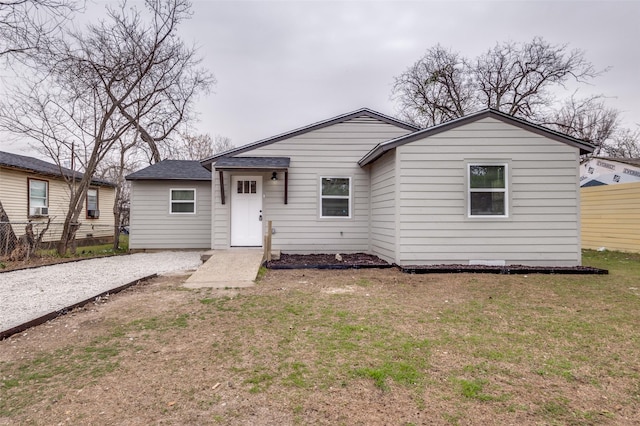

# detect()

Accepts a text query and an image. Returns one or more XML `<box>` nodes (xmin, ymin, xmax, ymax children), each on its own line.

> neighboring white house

<box><xmin>126</xmin><ymin>108</ymin><xmax>594</xmax><ymax>266</ymax></box>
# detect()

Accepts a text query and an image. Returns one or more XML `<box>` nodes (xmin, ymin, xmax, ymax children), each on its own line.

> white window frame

<box><xmin>467</xmin><ymin>163</ymin><xmax>508</xmax><ymax>218</ymax></box>
<box><xmin>319</xmin><ymin>176</ymin><xmax>352</xmax><ymax>219</ymax></box>
<box><xmin>28</xmin><ymin>178</ymin><xmax>48</xmax><ymax>217</ymax></box>
<box><xmin>170</xmin><ymin>188</ymin><xmax>196</xmax><ymax>214</ymax></box>
<box><xmin>86</xmin><ymin>187</ymin><xmax>99</xmax><ymax>219</ymax></box>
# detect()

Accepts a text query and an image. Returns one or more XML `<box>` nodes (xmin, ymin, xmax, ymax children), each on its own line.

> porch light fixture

<box><xmin>271</xmin><ymin>171</ymin><xmax>278</xmax><ymax>181</ymax></box>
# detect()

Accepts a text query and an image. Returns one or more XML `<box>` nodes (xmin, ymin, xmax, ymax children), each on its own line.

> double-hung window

<box><xmin>86</xmin><ymin>188</ymin><xmax>99</xmax><ymax>218</ymax></box>
<box><xmin>320</xmin><ymin>177</ymin><xmax>351</xmax><ymax>218</ymax></box>
<box><xmin>170</xmin><ymin>189</ymin><xmax>196</xmax><ymax>214</ymax></box>
<box><xmin>468</xmin><ymin>164</ymin><xmax>508</xmax><ymax>217</ymax></box>
<box><xmin>28</xmin><ymin>179</ymin><xmax>48</xmax><ymax>216</ymax></box>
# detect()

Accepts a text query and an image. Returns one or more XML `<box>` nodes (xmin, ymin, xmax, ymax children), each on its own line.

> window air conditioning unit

<box><xmin>87</xmin><ymin>209</ymin><xmax>100</xmax><ymax>218</ymax></box>
<box><xmin>34</xmin><ymin>207</ymin><xmax>48</xmax><ymax>216</ymax></box>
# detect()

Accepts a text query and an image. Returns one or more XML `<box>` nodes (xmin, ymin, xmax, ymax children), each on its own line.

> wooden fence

<box><xmin>581</xmin><ymin>182</ymin><xmax>640</xmax><ymax>253</ymax></box>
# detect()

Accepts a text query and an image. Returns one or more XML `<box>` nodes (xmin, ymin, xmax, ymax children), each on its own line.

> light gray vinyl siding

<box><xmin>369</xmin><ymin>150</ymin><xmax>397</xmax><ymax>263</ymax></box>
<box><xmin>212</xmin><ymin>171</ymin><xmax>230</xmax><ymax>249</ymax></box>
<box><xmin>130</xmin><ymin>180</ymin><xmax>211</xmax><ymax>249</ymax></box>
<box><xmin>212</xmin><ymin>117</ymin><xmax>411</xmax><ymax>252</ymax></box>
<box><xmin>396</xmin><ymin>117</ymin><xmax>581</xmax><ymax>266</ymax></box>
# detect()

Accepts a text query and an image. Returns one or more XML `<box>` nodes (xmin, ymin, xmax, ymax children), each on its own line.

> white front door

<box><xmin>231</xmin><ymin>176</ymin><xmax>263</xmax><ymax>246</ymax></box>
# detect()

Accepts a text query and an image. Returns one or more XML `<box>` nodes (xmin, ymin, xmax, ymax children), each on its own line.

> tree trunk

<box><xmin>0</xmin><ymin>201</ymin><xmax>18</xmax><ymax>257</ymax></box>
<box><xmin>56</xmin><ymin>171</ymin><xmax>93</xmax><ymax>256</ymax></box>
<box><xmin>56</xmin><ymin>219</ymin><xmax>81</xmax><ymax>256</ymax></box>
<box><xmin>113</xmin><ymin>183</ymin><xmax>122</xmax><ymax>253</ymax></box>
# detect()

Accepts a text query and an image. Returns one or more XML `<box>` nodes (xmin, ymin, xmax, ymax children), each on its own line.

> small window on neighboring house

<box><xmin>320</xmin><ymin>177</ymin><xmax>351</xmax><ymax>218</ymax></box>
<box><xmin>170</xmin><ymin>189</ymin><xmax>196</xmax><ymax>214</ymax></box>
<box><xmin>28</xmin><ymin>179</ymin><xmax>48</xmax><ymax>216</ymax></box>
<box><xmin>468</xmin><ymin>164</ymin><xmax>508</xmax><ymax>217</ymax></box>
<box><xmin>86</xmin><ymin>188</ymin><xmax>99</xmax><ymax>219</ymax></box>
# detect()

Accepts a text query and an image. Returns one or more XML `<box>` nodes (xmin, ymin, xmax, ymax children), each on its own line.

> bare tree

<box><xmin>96</xmin><ymin>131</ymin><xmax>143</xmax><ymax>251</ymax></box>
<box><xmin>0</xmin><ymin>0</ymin><xmax>213</xmax><ymax>255</ymax></box>
<box><xmin>392</xmin><ymin>37</ymin><xmax>601</xmax><ymax>127</ymax></box>
<box><xmin>390</xmin><ymin>37</ymin><xmax>640</xmax><ymax>158</ymax></box>
<box><xmin>164</xmin><ymin>133</ymin><xmax>233</xmax><ymax>160</ymax></box>
<box><xmin>392</xmin><ymin>45</ymin><xmax>477</xmax><ymax>128</ymax></box>
<box><xmin>213</xmin><ymin>135</ymin><xmax>234</xmax><ymax>156</ymax></box>
<box><xmin>544</xmin><ymin>95</ymin><xmax>620</xmax><ymax>155</ymax></box>
<box><xmin>0</xmin><ymin>0</ymin><xmax>80</xmax><ymax>58</ymax></box>
<box><xmin>605</xmin><ymin>127</ymin><xmax>640</xmax><ymax>158</ymax></box>
<box><xmin>474</xmin><ymin>38</ymin><xmax>598</xmax><ymax>119</ymax></box>
<box><xmin>99</xmin><ymin>0</ymin><xmax>215</xmax><ymax>163</ymax></box>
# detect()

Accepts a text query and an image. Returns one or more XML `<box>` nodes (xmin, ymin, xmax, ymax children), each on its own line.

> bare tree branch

<box><xmin>0</xmin><ymin>0</ymin><xmax>82</xmax><ymax>58</ymax></box>
<box><xmin>475</xmin><ymin>37</ymin><xmax>599</xmax><ymax>119</ymax></box>
<box><xmin>163</xmin><ymin>133</ymin><xmax>233</xmax><ymax>160</ymax></box>
<box><xmin>392</xmin><ymin>45</ymin><xmax>477</xmax><ymax>128</ymax></box>
<box><xmin>392</xmin><ymin>37</ymin><xmax>603</xmax><ymax>128</ymax></box>
<box><xmin>0</xmin><ymin>0</ymin><xmax>213</xmax><ymax>255</ymax></box>
<box><xmin>391</xmin><ymin>37</ymin><xmax>639</xmax><ymax>159</ymax></box>
<box><xmin>542</xmin><ymin>94</ymin><xmax>620</xmax><ymax>155</ymax></box>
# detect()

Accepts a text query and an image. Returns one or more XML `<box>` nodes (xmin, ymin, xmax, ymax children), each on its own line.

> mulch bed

<box><xmin>266</xmin><ymin>253</ymin><xmax>392</xmax><ymax>270</ymax></box>
<box><xmin>266</xmin><ymin>253</ymin><xmax>608</xmax><ymax>274</ymax></box>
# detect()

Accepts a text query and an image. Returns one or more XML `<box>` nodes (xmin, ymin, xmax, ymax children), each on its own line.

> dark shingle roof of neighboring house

<box><xmin>0</xmin><ymin>150</ymin><xmax>115</xmax><ymax>186</ymax></box>
<box><xmin>581</xmin><ymin>179</ymin><xmax>606</xmax><ymax>187</ymax></box>
<box><xmin>200</xmin><ymin>108</ymin><xmax>419</xmax><ymax>169</ymax></box>
<box><xmin>358</xmin><ymin>109</ymin><xmax>596</xmax><ymax>166</ymax></box>
<box><xmin>125</xmin><ymin>160</ymin><xmax>211</xmax><ymax>181</ymax></box>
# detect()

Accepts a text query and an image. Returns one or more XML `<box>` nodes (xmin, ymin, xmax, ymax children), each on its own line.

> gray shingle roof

<box><xmin>0</xmin><ymin>150</ymin><xmax>114</xmax><ymax>186</ymax></box>
<box><xmin>125</xmin><ymin>160</ymin><xmax>211</xmax><ymax>181</ymax></box>
<box><xmin>214</xmin><ymin>157</ymin><xmax>290</xmax><ymax>170</ymax></box>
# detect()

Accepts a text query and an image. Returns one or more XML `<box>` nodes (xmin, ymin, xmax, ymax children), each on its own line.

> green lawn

<box><xmin>37</xmin><ymin>234</ymin><xmax>129</xmax><ymax>258</ymax></box>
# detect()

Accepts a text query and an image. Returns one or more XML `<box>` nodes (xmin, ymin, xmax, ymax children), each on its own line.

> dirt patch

<box><xmin>401</xmin><ymin>264</ymin><xmax>608</xmax><ymax>274</ymax></box>
<box><xmin>0</xmin><ymin>254</ymin><xmax>117</xmax><ymax>273</ymax></box>
<box><xmin>1</xmin><ymin>267</ymin><xmax>638</xmax><ymax>425</ymax></box>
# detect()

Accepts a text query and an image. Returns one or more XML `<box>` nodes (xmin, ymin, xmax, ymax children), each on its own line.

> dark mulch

<box><xmin>266</xmin><ymin>253</ymin><xmax>608</xmax><ymax>274</ymax></box>
<box><xmin>266</xmin><ymin>253</ymin><xmax>392</xmax><ymax>270</ymax></box>
<box><xmin>401</xmin><ymin>264</ymin><xmax>608</xmax><ymax>275</ymax></box>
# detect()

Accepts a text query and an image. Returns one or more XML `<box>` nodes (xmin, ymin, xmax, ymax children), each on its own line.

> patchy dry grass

<box><xmin>1</xmin><ymin>236</ymin><xmax>129</xmax><ymax>272</ymax></box>
<box><xmin>1</xmin><ymin>250</ymin><xmax>639</xmax><ymax>425</ymax></box>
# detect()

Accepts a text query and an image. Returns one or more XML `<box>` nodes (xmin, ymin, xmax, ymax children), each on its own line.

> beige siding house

<box><xmin>127</xmin><ymin>108</ymin><xmax>594</xmax><ymax>266</ymax></box>
<box><xmin>579</xmin><ymin>157</ymin><xmax>640</xmax><ymax>253</ymax></box>
<box><xmin>0</xmin><ymin>151</ymin><xmax>116</xmax><ymax>243</ymax></box>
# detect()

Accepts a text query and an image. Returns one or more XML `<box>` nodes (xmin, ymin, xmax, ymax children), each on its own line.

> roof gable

<box><xmin>358</xmin><ymin>109</ymin><xmax>596</xmax><ymax>166</ymax></box>
<box><xmin>126</xmin><ymin>160</ymin><xmax>211</xmax><ymax>181</ymax></box>
<box><xmin>200</xmin><ymin>108</ymin><xmax>419</xmax><ymax>169</ymax></box>
<box><xmin>0</xmin><ymin>150</ymin><xmax>114</xmax><ymax>186</ymax></box>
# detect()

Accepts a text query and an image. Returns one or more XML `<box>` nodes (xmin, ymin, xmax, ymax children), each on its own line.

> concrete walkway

<box><xmin>183</xmin><ymin>249</ymin><xmax>264</xmax><ymax>289</ymax></box>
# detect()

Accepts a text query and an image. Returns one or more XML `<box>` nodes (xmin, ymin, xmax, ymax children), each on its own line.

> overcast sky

<box><xmin>3</xmin><ymin>0</ymin><xmax>640</xmax><ymax>155</ymax></box>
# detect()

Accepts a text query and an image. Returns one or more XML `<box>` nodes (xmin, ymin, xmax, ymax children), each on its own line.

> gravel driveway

<box><xmin>0</xmin><ymin>252</ymin><xmax>203</xmax><ymax>333</ymax></box>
